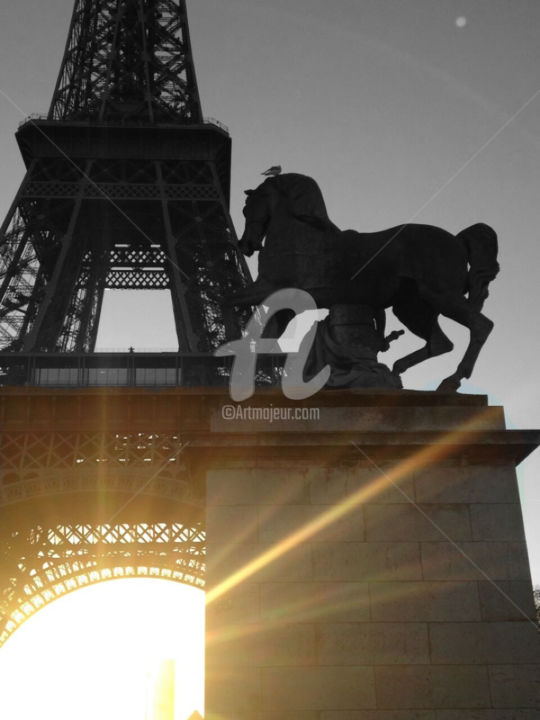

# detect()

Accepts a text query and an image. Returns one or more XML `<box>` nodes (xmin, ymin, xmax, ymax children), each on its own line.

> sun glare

<box><xmin>0</xmin><ymin>579</ymin><xmax>205</xmax><ymax>720</ymax></box>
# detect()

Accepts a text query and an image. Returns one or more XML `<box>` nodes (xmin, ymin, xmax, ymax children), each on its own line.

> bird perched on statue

<box><xmin>261</xmin><ymin>165</ymin><xmax>282</xmax><ymax>176</ymax></box>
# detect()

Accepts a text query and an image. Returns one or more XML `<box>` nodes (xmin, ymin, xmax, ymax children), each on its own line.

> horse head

<box><xmin>238</xmin><ymin>173</ymin><xmax>334</xmax><ymax>256</ymax></box>
<box><xmin>238</xmin><ymin>180</ymin><xmax>276</xmax><ymax>256</ymax></box>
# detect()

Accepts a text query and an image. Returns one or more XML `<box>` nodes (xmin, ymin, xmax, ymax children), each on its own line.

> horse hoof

<box><xmin>437</xmin><ymin>377</ymin><xmax>461</xmax><ymax>392</ymax></box>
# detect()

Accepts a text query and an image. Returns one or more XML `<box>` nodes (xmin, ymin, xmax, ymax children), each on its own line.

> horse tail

<box><xmin>457</xmin><ymin>223</ymin><xmax>499</xmax><ymax>311</ymax></box>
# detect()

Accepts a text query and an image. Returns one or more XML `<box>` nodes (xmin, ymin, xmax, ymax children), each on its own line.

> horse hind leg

<box><xmin>438</xmin><ymin>312</ymin><xmax>493</xmax><ymax>391</ymax></box>
<box><xmin>417</xmin><ymin>286</ymin><xmax>494</xmax><ymax>391</ymax></box>
<box><xmin>392</xmin><ymin>300</ymin><xmax>454</xmax><ymax>377</ymax></box>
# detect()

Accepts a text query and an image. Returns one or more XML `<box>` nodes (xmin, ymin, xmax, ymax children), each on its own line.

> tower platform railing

<box><xmin>0</xmin><ymin>351</ymin><xmax>282</xmax><ymax>388</ymax></box>
<box><xmin>18</xmin><ymin>114</ymin><xmax>229</xmax><ymax>133</ymax></box>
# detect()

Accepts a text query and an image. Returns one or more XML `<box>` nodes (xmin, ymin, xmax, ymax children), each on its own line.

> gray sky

<box><xmin>0</xmin><ymin>1</ymin><xmax>539</xmax><ymax>580</ymax></box>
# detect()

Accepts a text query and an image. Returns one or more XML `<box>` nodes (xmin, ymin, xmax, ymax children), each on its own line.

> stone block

<box><xmin>488</xmin><ymin>664</ymin><xmax>540</xmax><ymax>707</ymax></box>
<box><xmin>254</xmin><ymin>468</ymin><xmax>316</xmax><ymax>505</ymax></box>
<box><xmin>258</xmin><ymin>714</ymin><xmax>320</xmax><ymax>720</ymax></box>
<box><xmin>375</xmin><ymin>666</ymin><xmax>430</xmax><ymax>709</ymax></box>
<box><xmin>470</xmin><ymin>504</ymin><xmax>527</xmax><ymax>541</ymax></box>
<box><xmin>207</xmin><ymin>468</ymin><xmax>259</xmax><ymax>506</ymax></box>
<box><xmin>295</xmin><ymin>405</ymin><xmax>504</xmax><ymax>432</ymax></box>
<box><xmin>207</xmin><ymin>623</ymin><xmax>316</xmax><ymax>667</ymax></box>
<box><xmin>374</xmin><ymin>666</ymin><xmax>491</xmax><ymax>708</ymax></box>
<box><xmin>312</xmin><ymin>466</ymin><xmax>415</xmax><ymax>506</ymax></box>
<box><xmin>257</xmin><ymin>504</ymin><xmax>365</xmax><ymax>544</ymax></box>
<box><xmin>206</xmin><ymin>541</ymin><xmax>313</xmax><ymax>586</ymax></box>
<box><xmin>260</xmin><ymin>581</ymin><xmax>370</xmax><ymax>623</ymax></box>
<box><xmin>207</xmin><ymin>467</ymin><xmax>319</xmax><ymax>506</ymax></box>
<box><xmin>206</xmin><ymin>505</ymin><xmax>259</xmax><ymax>544</ymax></box>
<box><xmin>316</xmin><ymin>622</ymin><xmax>429</xmax><ymax>665</ymax></box>
<box><xmin>414</xmin><ymin>466</ymin><xmax>520</xmax><ymax>505</ymax></box>
<box><xmin>205</xmin><ymin>398</ymin><xmax>540</xmax><ymax>717</ymax></box>
<box><xmin>369</xmin><ymin>581</ymin><xmax>481</xmax><ymax>622</ymax></box>
<box><xmin>429</xmin><ymin>621</ymin><xmax>540</xmax><ymax>664</ymax></box>
<box><xmin>323</xmin><ymin>712</ymin><xmax>436</xmax><ymax>720</ymax></box>
<box><xmin>310</xmin><ymin>467</ymin><xmax>361</xmax><ymax>505</ymax></box>
<box><xmin>436</xmin><ymin>711</ymin><xmax>540</xmax><ymax>720</ymax></box>
<box><xmin>261</xmin><ymin>667</ymin><xmax>376</xmax><ymax>710</ymax></box>
<box><xmin>477</xmin><ymin>580</ymin><xmax>537</xmax><ymax>621</ymax></box>
<box><xmin>253</xmin><ymin>713</ymin><xmax>320</xmax><ymax>720</ymax></box>
<box><xmin>206</xmin><ymin>582</ymin><xmax>260</xmax><ymax>627</ymax></box>
<box><xmin>205</xmin><ymin>666</ymin><xmax>261</xmax><ymax>712</ymax></box>
<box><xmin>421</xmin><ymin>542</ymin><xmax>531</xmax><ymax>581</ymax></box>
<box><xmin>313</xmin><ymin>542</ymin><xmax>422</xmax><ymax>582</ymax></box>
<box><xmin>364</xmin><ymin>504</ymin><xmax>471</xmax><ymax>542</ymax></box>
<box><xmin>211</xmin><ymin>714</ymin><xmax>321</xmax><ymax>720</ymax></box>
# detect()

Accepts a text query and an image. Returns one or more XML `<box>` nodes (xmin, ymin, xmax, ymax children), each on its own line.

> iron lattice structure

<box><xmin>0</xmin><ymin>1</ymin><xmax>254</xmax><ymax>640</ymax></box>
<box><xmin>50</xmin><ymin>0</ymin><xmax>203</xmax><ymax>124</ymax></box>
<box><xmin>0</xmin><ymin>520</ymin><xmax>205</xmax><ymax>646</ymax></box>
<box><xmin>0</xmin><ymin>0</ymin><xmax>251</xmax><ymax>355</ymax></box>
<box><xmin>0</xmin><ymin>386</ymin><xmax>209</xmax><ymax>644</ymax></box>
<box><xmin>0</xmin><ymin>418</ymin><xmax>207</xmax><ymax>644</ymax></box>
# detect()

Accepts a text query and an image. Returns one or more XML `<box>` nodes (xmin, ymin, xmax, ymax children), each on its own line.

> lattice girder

<box><xmin>0</xmin><ymin>192</ymin><xmax>63</xmax><ymax>351</ymax></box>
<box><xmin>3</xmin><ymin>0</ymin><xmax>251</xmax><ymax>354</ymax></box>
<box><xmin>0</xmin><ymin>520</ymin><xmax>205</xmax><ymax>646</ymax></box>
<box><xmin>0</xmin><ymin>0</ymin><xmax>251</xmax><ymax>647</ymax></box>
<box><xmin>0</xmin><ymin>430</ymin><xmax>203</xmax><ymax>513</ymax></box>
<box><xmin>50</xmin><ymin>0</ymin><xmax>202</xmax><ymax>123</ymax></box>
<box><xmin>1</xmin><ymin>147</ymin><xmax>250</xmax><ymax>352</ymax></box>
<box><xmin>0</xmin><ymin>390</ymin><xmax>207</xmax><ymax>648</ymax></box>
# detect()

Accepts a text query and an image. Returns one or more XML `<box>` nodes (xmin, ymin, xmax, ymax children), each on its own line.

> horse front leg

<box><xmin>391</xmin><ymin>298</ymin><xmax>454</xmax><ymax>377</ymax></box>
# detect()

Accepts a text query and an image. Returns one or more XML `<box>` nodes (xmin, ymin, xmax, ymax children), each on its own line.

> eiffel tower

<box><xmin>0</xmin><ymin>0</ymin><xmax>252</xmax><ymax>644</ymax></box>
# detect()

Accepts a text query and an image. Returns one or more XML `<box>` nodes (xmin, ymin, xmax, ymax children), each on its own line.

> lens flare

<box><xmin>0</xmin><ymin>579</ymin><xmax>204</xmax><ymax>720</ymax></box>
<box><xmin>206</xmin><ymin>409</ymin><xmax>496</xmax><ymax>606</ymax></box>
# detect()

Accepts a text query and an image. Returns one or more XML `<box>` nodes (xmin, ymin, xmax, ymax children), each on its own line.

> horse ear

<box><xmin>244</xmin><ymin>189</ymin><xmax>254</xmax><ymax>196</ymax></box>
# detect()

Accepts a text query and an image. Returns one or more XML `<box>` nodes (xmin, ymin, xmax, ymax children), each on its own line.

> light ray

<box><xmin>206</xmin><ymin>407</ymin><xmax>498</xmax><ymax>606</ymax></box>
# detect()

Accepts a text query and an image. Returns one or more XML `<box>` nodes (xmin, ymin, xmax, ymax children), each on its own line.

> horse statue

<box><xmin>231</xmin><ymin>173</ymin><xmax>499</xmax><ymax>392</ymax></box>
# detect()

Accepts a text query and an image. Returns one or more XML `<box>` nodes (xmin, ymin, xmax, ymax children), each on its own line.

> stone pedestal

<box><xmin>205</xmin><ymin>390</ymin><xmax>540</xmax><ymax>719</ymax></box>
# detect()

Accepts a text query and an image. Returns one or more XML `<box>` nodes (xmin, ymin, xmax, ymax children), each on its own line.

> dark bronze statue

<box><xmin>301</xmin><ymin>304</ymin><xmax>403</xmax><ymax>390</ymax></box>
<box><xmin>232</xmin><ymin>173</ymin><xmax>499</xmax><ymax>392</ymax></box>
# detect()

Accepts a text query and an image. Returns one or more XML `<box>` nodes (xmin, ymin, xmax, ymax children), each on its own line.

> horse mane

<box><xmin>271</xmin><ymin>173</ymin><xmax>337</xmax><ymax>231</ymax></box>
